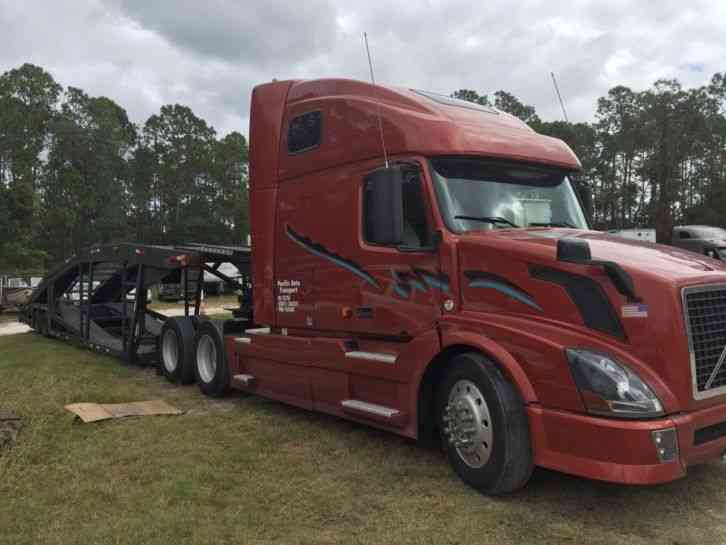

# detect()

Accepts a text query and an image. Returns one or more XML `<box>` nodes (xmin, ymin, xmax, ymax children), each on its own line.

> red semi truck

<box><xmin>26</xmin><ymin>78</ymin><xmax>726</xmax><ymax>494</ymax></box>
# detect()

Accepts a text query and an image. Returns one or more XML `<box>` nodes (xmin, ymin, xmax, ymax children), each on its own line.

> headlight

<box><xmin>566</xmin><ymin>349</ymin><xmax>663</xmax><ymax>418</ymax></box>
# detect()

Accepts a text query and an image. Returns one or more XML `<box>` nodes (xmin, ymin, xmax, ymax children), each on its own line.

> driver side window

<box><xmin>362</xmin><ymin>167</ymin><xmax>432</xmax><ymax>250</ymax></box>
<box><xmin>400</xmin><ymin>171</ymin><xmax>432</xmax><ymax>249</ymax></box>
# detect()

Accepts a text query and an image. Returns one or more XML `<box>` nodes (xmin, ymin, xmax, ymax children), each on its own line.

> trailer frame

<box><xmin>20</xmin><ymin>243</ymin><xmax>252</xmax><ymax>364</ymax></box>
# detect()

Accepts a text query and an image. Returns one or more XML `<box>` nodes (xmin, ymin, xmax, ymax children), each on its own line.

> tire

<box><xmin>437</xmin><ymin>352</ymin><xmax>533</xmax><ymax>495</ymax></box>
<box><xmin>159</xmin><ymin>317</ymin><xmax>197</xmax><ymax>384</ymax></box>
<box><xmin>35</xmin><ymin>310</ymin><xmax>49</xmax><ymax>337</ymax></box>
<box><xmin>39</xmin><ymin>313</ymin><xmax>49</xmax><ymax>337</ymax></box>
<box><xmin>193</xmin><ymin>321</ymin><xmax>230</xmax><ymax>397</ymax></box>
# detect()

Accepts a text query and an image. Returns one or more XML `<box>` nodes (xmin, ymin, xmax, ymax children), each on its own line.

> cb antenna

<box><xmin>364</xmin><ymin>32</ymin><xmax>389</xmax><ymax>168</ymax></box>
<box><xmin>550</xmin><ymin>71</ymin><xmax>569</xmax><ymax>123</ymax></box>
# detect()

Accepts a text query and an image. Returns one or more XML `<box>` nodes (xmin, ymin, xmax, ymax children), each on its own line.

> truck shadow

<box><xmin>190</xmin><ymin>381</ymin><xmax>726</xmax><ymax>540</ymax></box>
<box><xmin>173</xmin><ymin>384</ymin><xmax>726</xmax><ymax>542</ymax></box>
<box><xmin>499</xmin><ymin>464</ymin><xmax>725</xmax><ymax>542</ymax></box>
<box><xmin>236</xmin><ymin>388</ymin><xmax>726</xmax><ymax>501</ymax></box>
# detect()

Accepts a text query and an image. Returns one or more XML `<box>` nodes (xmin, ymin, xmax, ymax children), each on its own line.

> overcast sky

<box><xmin>1</xmin><ymin>0</ymin><xmax>724</xmax><ymax>138</ymax></box>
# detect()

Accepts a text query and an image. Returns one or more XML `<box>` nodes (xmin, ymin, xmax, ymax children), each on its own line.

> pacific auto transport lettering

<box><xmin>277</xmin><ymin>279</ymin><xmax>300</xmax><ymax>313</ymax></box>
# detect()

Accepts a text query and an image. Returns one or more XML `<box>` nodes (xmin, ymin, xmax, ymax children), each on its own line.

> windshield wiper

<box><xmin>529</xmin><ymin>221</ymin><xmax>576</xmax><ymax>228</ymax></box>
<box><xmin>454</xmin><ymin>215</ymin><xmax>519</xmax><ymax>228</ymax></box>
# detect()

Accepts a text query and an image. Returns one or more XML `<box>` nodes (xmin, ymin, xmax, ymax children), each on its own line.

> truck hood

<box><xmin>462</xmin><ymin>228</ymin><xmax>726</xmax><ymax>283</ymax></box>
<box><xmin>457</xmin><ymin>228</ymin><xmax>726</xmax><ymax>412</ymax></box>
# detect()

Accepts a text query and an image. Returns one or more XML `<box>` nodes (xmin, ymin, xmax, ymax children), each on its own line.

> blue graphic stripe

<box><xmin>286</xmin><ymin>226</ymin><xmax>379</xmax><ymax>288</ymax></box>
<box><xmin>422</xmin><ymin>274</ymin><xmax>450</xmax><ymax>293</ymax></box>
<box><xmin>469</xmin><ymin>280</ymin><xmax>543</xmax><ymax>312</ymax></box>
<box><xmin>393</xmin><ymin>284</ymin><xmax>410</xmax><ymax>298</ymax></box>
<box><xmin>409</xmin><ymin>279</ymin><xmax>427</xmax><ymax>292</ymax></box>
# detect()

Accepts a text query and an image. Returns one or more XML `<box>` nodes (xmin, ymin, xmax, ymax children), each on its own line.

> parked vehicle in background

<box><xmin>0</xmin><ymin>274</ymin><xmax>42</xmax><ymax>312</ymax></box>
<box><xmin>22</xmin><ymin>78</ymin><xmax>726</xmax><ymax>496</ymax></box>
<box><xmin>63</xmin><ymin>280</ymin><xmax>152</xmax><ymax>303</ymax></box>
<box><xmin>672</xmin><ymin>225</ymin><xmax>726</xmax><ymax>260</ymax></box>
<box><xmin>160</xmin><ymin>263</ymin><xmax>240</xmax><ymax>299</ymax></box>
<box><xmin>158</xmin><ymin>281</ymin><xmax>183</xmax><ymax>301</ymax></box>
<box><xmin>203</xmin><ymin>262</ymin><xmax>241</xmax><ymax>296</ymax></box>
<box><xmin>607</xmin><ymin>228</ymin><xmax>656</xmax><ymax>243</ymax></box>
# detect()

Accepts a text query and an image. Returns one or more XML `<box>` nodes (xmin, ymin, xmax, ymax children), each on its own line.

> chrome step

<box><xmin>344</xmin><ymin>351</ymin><xmax>397</xmax><ymax>364</ymax></box>
<box><xmin>233</xmin><ymin>336</ymin><xmax>251</xmax><ymax>344</ymax></box>
<box><xmin>341</xmin><ymin>399</ymin><xmax>400</xmax><ymax>419</ymax></box>
<box><xmin>245</xmin><ymin>327</ymin><xmax>270</xmax><ymax>335</ymax></box>
<box><xmin>232</xmin><ymin>374</ymin><xmax>256</xmax><ymax>387</ymax></box>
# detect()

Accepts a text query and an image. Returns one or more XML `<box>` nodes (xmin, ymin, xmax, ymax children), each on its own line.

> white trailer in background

<box><xmin>607</xmin><ymin>228</ymin><xmax>656</xmax><ymax>243</ymax></box>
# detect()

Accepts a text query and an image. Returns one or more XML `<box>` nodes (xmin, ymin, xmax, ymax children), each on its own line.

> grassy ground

<box><xmin>2</xmin><ymin>334</ymin><xmax>726</xmax><ymax>545</ymax></box>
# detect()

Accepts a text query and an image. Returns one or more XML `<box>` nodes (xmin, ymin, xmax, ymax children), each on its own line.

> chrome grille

<box><xmin>683</xmin><ymin>284</ymin><xmax>726</xmax><ymax>399</ymax></box>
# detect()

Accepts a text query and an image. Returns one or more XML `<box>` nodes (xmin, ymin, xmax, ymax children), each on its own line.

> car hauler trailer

<box><xmin>23</xmin><ymin>78</ymin><xmax>726</xmax><ymax>494</ymax></box>
<box><xmin>20</xmin><ymin>243</ymin><xmax>251</xmax><ymax>363</ymax></box>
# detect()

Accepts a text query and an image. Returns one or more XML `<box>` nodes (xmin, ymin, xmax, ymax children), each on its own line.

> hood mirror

<box><xmin>557</xmin><ymin>238</ymin><xmax>591</xmax><ymax>262</ymax></box>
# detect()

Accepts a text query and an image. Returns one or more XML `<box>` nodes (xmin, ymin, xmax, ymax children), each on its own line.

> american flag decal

<box><xmin>622</xmin><ymin>303</ymin><xmax>648</xmax><ymax>318</ymax></box>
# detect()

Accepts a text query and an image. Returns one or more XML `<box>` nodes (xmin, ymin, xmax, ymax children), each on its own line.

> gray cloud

<box><xmin>0</xmin><ymin>0</ymin><xmax>724</xmax><ymax>138</ymax></box>
<box><xmin>114</xmin><ymin>0</ymin><xmax>338</xmax><ymax>66</ymax></box>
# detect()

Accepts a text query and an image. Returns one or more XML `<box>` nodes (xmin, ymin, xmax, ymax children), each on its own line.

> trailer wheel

<box><xmin>159</xmin><ymin>317</ymin><xmax>196</xmax><ymax>384</ymax></box>
<box><xmin>39</xmin><ymin>313</ymin><xmax>49</xmax><ymax>337</ymax></box>
<box><xmin>194</xmin><ymin>321</ymin><xmax>230</xmax><ymax>397</ymax></box>
<box><xmin>437</xmin><ymin>352</ymin><xmax>532</xmax><ymax>495</ymax></box>
<box><xmin>34</xmin><ymin>310</ymin><xmax>49</xmax><ymax>337</ymax></box>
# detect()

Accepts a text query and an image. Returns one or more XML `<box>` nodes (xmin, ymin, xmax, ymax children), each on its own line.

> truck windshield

<box><xmin>430</xmin><ymin>157</ymin><xmax>588</xmax><ymax>233</ymax></box>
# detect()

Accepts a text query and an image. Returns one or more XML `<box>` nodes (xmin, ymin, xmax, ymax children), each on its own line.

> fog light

<box><xmin>651</xmin><ymin>428</ymin><xmax>678</xmax><ymax>463</ymax></box>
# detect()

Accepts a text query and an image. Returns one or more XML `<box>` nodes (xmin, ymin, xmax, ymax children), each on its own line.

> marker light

<box><xmin>566</xmin><ymin>349</ymin><xmax>664</xmax><ymax>418</ymax></box>
<box><xmin>167</xmin><ymin>254</ymin><xmax>189</xmax><ymax>267</ymax></box>
<box><xmin>651</xmin><ymin>428</ymin><xmax>678</xmax><ymax>463</ymax></box>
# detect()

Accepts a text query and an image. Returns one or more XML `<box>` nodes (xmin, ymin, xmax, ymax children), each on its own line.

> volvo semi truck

<box><xmin>23</xmin><ymin>79</ymin><xmax>726</xmax><ymax>495</ymax></box>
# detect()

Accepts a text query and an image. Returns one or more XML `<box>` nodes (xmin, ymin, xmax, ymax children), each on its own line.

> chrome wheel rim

<box><xmin>443</xmin><ymin>379</ymin><xmax>493</xmax><ymax>468</ymax></box>
<box><xmin>197</xmin><ymin>334</ymin><xmax>217</xmax><ymax>383</ymax></box>
<box><xmin>161</xmin><ymin>329</ymin><xmax>179</xmax><ymax>374</ymax></box>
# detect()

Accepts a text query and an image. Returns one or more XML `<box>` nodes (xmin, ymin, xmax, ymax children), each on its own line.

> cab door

<box><xmin>350</xmin><ymin>162</ymin><xmax>445</xmax><ymax>339</ymax></box>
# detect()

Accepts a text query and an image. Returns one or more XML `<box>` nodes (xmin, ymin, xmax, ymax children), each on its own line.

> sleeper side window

<box><xmin>679</xmin><ymin>231</ymin><xmax>691</xmax><ymax>239</ymax></box>
<box><xmin>287</xmin><ymin>111</ymin><xmax>322</xmax><ymax>154</ymax></box>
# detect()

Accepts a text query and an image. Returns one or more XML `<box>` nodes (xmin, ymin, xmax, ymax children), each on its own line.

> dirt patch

<box><xmin>0</xmin><ymin>408</ymin><xmax>23</xmax><ymax>449</ymax></box>
<box><xmin>0</xmin><ymin>322</ymin><xmax>31</xmax><ymax>337</ymax></box>
<box><xmin>0</xmin><ymin>307</ymin><xmax>229</xmax><ymax>337</ymax></box>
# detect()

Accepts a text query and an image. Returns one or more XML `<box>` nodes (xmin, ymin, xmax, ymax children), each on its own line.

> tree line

<box><xmin>0</xmin><ymin>63</ymin><xmax>249</xmax><ymax>272</ymax></box>
<box><xmin>2</xmin><ymin>62</ymin><xmax>726</xmax><ymax>271</ymax></box>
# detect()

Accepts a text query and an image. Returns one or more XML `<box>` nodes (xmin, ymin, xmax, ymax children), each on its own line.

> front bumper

<box><xmin>528</xmin><ymin>402</ymin><xmax>726</xmax><ymax>485</ymax></box>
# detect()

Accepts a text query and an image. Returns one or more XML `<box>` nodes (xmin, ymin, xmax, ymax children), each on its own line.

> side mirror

<box><xmin>364</xmin><ymin>166</ymin><xmax>404</xmax><ymax>246</ymax></box>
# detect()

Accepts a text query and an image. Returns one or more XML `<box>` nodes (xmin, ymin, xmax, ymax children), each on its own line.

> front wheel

<box><xmin>194</xmin><ymin>321</ymin><xmax>230</xmax><ymax>397</ymax></box>
<box><xmin>437</xmin><ymin>352</ymin><xmax>533</xmax><ymax>495</ymax></box>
